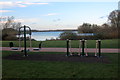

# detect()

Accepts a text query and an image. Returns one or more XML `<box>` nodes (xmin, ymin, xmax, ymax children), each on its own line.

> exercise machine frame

<box><xmin>18</xmin><ymin>25</ymin><xmax>32</xmax><ymax>56</ymax></box>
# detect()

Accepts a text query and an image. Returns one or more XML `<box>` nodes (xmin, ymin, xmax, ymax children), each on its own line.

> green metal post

<box><xmin>39</xmin><ymin>42</ymin><xmax>42</xmax><ymax>48</ymax></box>
<box><xmin>66</xmin><ymin>39</ymin><xmax>69</xmax><ymax>56</ymax></box>
<box><xmin>24</xmin><ymin>25</ymin><xmax>27</xmax><ymax>56</ymax></box>
<box><xmin>98</xmin><ymin>40</ymin><xmax>101</xmax><ymax>57</ymax></box>
<box><xmin>81</xmin><ymin>39</ymin><xmax>85</xmax><ymax>56</ymax></box>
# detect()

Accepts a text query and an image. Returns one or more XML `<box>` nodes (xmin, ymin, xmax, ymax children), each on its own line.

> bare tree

<box><xmin>0</xmin><ymin>16</ymin><xmax>21</xmax><ymax>30</ymax></box>
<box><xmin>108</xmin><ymin>10</ymin><xmax>119</xmax><ymax>39</ymax></box>
<box><xmin>108</xmin><ymin>10</ymin><xmax>120</xmax><ymax>28</ymax></box>
<box><xmin>0</xmin><ymin>16</ymin><xmax>22</xmax><ymax>40</ymax></box>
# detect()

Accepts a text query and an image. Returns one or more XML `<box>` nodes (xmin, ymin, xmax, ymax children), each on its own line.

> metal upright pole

<box><xmin>28</xmin><ymin>26</ymin><xmax>32</xmax><ymax>51</ymax></box>
<box><xmin>85</xmin><ymin>40</ymin><xmax>88</xmax><ymax>56</ymax></box>
<box><xmin>78</xmin><ymin>40</ymin><xmax>81</xmax><ymax>55</ymax></box>
<box><xmin>95</xmin><ymin>40</ymin><xmax>98</xmax><ymax>56</ymax></box>
<box><xmin>19</xmin><ymin>34</ymin><xmax>21</xmax><ymax>50</ymax></box>
<box><xmin>98</xmin><ymin>40</ymin><xmax>101</xmax><ymax>57</ymax></box>
<box><xmin>81</xmin><ymin>39</ymin><xmax>85</xmax><ymax>56</ymax></box>
<box><xmin>66</xmin><ymin>39</ymin><xmax>69</xmax><ymax>56</ymax></box>
<box><xmin>69</xmin><ymin>40</ymin><xmax>72</xmax><ymax>55</ymax></box>
<box><xmin>24</xmin><ymin>25</ymin><xmax>27</xmax><ymax>56</ymax></box>
<box><xmin>30</xmin><ymin>35</ymin><xmax>32</xmax><ymax>50</ymax></box>
<box><xmin>18</xmin><ymin>28</ymin><xmax>21</xmax><ymax>50</ymax></box>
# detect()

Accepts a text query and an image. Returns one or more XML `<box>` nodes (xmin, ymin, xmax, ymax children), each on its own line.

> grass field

<box><xmin>1</xmin><ymin>39</ymin><xmax>119</xmax><ymax>48</ymax></box>
<box><xmin>2</xmin><ymin>51</ymin><xmax>118</xmax><ymax>79</ymax></box>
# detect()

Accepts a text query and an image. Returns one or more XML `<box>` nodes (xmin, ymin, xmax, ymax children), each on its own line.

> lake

<box><xmin>30</xmin><ymin>31</ymin><xmax>94</xmax><ymax>41</ymax></box>
<box><xmin>31</xmin><ymin>31</ymin><xmax>63</xmax><ymax>41</ymax></box>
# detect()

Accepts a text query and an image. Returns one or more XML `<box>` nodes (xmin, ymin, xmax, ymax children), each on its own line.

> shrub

<box><xmin>59</xmin><ymin>31</ymin><xmax>78</xmax><ymax>40</ymax></box>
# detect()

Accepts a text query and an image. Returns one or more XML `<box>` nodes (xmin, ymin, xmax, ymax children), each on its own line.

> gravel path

<box><xmin>1</xmin><ymin>47</ymin><xmax>119</xmax><ymax>53</ymax></box>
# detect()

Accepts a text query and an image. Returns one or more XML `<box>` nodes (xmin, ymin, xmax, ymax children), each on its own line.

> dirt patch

<box><xmin>3</xmin><ymin>53</ymin><xmax>110</xmax><ymax>64</ymax></box>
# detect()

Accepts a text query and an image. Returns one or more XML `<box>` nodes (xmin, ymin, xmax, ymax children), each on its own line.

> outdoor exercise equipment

<box><xmin>66</xmin><ymin>39</ymin><xmax>101</xmax><ymax>57</ymax></box>
<box><xmin>9</xmin><ymin>42</ymin><xmax>14</xmax><ymax>48</ymax></box>
<box><xmin>33</xmin><ymin>48</ymin><xmax>39</xmax><ymax>50</ymax></box>
<box><xmin>68</xmin><ymin>40</ymin><xmax>78</xmax><ymax>56</ymax></box>
<box><xmin>12</xmin><ymin>48</ymin><xmax>20</xmax><ymax>50</ymax></box>
<box><xmin>39</xmin><ymin>42</ymin><xmax>42</xmax><ymax>48</ymax></box>
<box><xmin>66</xmin><ymin>39</ymin><xmax>88</xmax><ymax>56</ymax></box>
<box><xmin>79</xmin><ymin>39</ymin><xmax>88</xmax><ymax>56</ymax></box>
<box><xmin>95</xmin><ymin>40</ymin><xmax>101</xmax><ymax>57</ymax></box>
<box><xmin>32</xmin><ymin>42</ymin><xmax>42</xmax><ymax>51</ymax></box>
<box><xmin>69</xmin><ymin>40</ymin><xmax>72</xmax><ymax>55</ymax></box>
<box><xmin>18</xmin><ymin>25</ymin><xmax>32</xmax><ymax>56</ymax></box>
<box><xmin>9</xmin><ymin>42</ymin><xmax>21</xmax><ymax>50</ymax></box>
<box><xmin>66</xmin><ymin>39</ymin><xmax>69</xmax><ymax>56</ymax></box>
<box><xmin>80</xmin><ymin>39</ymin><xmax>88</xmax><ymax>56</ymax></box>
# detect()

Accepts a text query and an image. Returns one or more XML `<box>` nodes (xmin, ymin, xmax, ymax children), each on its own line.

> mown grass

<box><xmin>2</xmin><ymin>51</ymin><xmax>118</xmax><ymax>79</ymax></box>
<box><xmin>1</xmin><ymin>39</ymin><xmax>119</xmax><ymax>48</ymax></box>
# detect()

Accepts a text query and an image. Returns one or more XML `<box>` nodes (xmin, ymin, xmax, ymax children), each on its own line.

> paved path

<box><xmin>1</xmin><ymin>47</ymin><xmax>119</xmax><ymax>53</ymax></box>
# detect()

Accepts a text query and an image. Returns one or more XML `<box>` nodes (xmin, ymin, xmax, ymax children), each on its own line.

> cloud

<box><xmin>14</xmin><ymin>18</ymin><xmax>40</xmax><ymax>23</ymax></box>
<box><xmin>44</xmin><ymin>13</ymin><xmax>59</xmax><ymax>16</ymax></box>
<box><xmin>0</xmin><ymin>18</ymin><xmax>23</xmax><ymax>24</ymax></box>
<box><xmin>0</xmin><ymin>2</ymin><xmax>26</xmax><ymax>8</ymax></box>
<box><xmin>16</xmin><ymin>1</ymin><xmax>49</xmax><ymax>5</ymax></box>
<box><xmin>0</xmin><ymin>10</ymin><xmax>13</xmax><ymax>13</ymax></box>
<box><xmin>0</xmin><ymin>1</ymin><xmax>49</xmax><ymax>8</ymax></box>
<box><xmin>99</xmin><ymin>15</ymin><xmax>108</xmax><ymax>19</ymax></box>
<box><xmin>0</xmin><ymin>17</ymin><xmax>40</xmax><ymax>24</ymax></box>
<box><xmin>8</xmin><ymin>0</ymin><xmax>118</xmax><ymax>2</ymax></box>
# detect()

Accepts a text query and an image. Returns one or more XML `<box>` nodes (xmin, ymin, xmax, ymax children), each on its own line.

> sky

<box><xmin>0</xmin><ymin>0</ymin><xmax>119</xmax><ymax>30</ymax></box>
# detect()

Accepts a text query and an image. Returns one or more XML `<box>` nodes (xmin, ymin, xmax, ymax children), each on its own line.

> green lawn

<box><xmin>1</xmin><ymin>39</ymin><xmax>119</xmax><ymax>48</ymax></box>
<box><xmin>2</xmin><ymin>51</ymin><xmax>118</xmax><ymax>79</ymax></box>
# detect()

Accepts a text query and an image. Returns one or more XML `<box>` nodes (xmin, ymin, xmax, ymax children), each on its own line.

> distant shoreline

<box><xmin>31</xmin><ymin>29</ymin><xmax>78</xmax><ymax>32</ymax></box>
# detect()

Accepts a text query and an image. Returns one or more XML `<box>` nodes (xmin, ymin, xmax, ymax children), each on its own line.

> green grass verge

<box><xmin>2</xmin><ymin>51</ymin><xmax>118</xmax><ymax>79</ymax></box>
<box><xmin>1</xmin><ymin>39</ymin><xmax>119</xmax><ymax>48</ymax></box>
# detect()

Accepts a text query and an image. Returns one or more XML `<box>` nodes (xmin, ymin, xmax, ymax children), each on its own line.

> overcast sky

<box><xmin>0</xmin><ymin>0</ymin><xmax>119</xmax><ymax>30</ymax></box>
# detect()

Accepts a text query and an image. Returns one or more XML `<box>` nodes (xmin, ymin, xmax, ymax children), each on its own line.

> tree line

<box><xmin>59</xmin><ymin>10</ymin><xmax>119</xmax><ymax>40</ymax></box>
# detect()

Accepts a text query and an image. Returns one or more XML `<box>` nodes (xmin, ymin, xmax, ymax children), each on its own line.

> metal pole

<box><xmin>85</xmin><ymin>40</ymin><xmax>88</xmax><ymax>56</ymax></box>
<box><xmin>69</xmin><ymin>40</ymin><xmax>72</xmax><ymax>55</ymax></box>
<box><xmin>24</xmin><ymin>25</ymin><xmax>27</xmax><ymax>56</ymax></box>
<box><xmin>81</xmin><ymin>39</ymin><xmax>85</xmax><ymax>56</ymax></box>
<box><xmin>39</xmin><ymin>42</ymin><xmax>42</xmax><ymax>48</ymax></box>
<box><xmin>66</xmin><ymin>39</ymin><xmax>69</xmax><ymax>56</ymax></box>
<box><xmin>98</xmin><ymin>40</ymin><xmax>101</xmax><ymax>57</ymax></box>
<box><xmin>95</xmin><ymin>40</ymin><xmax>98</xmax><ymax>56</ymax></box>
<box><xmin>78</xmin><ymin>40</ymin><xmax>81</xmax><ymax>56</ymax></box>
<box><xmin>18</xmin><ymin>28</ymin><xmax>21</xmax><ymax>50</ymax></box>
<box><xmin>19</xmin><ymin>34</ymin><xmax>21</xmax><ymax>50</ymax></box>
<box><xmin>30</xmin><ymin>35</ymin><xmax>32</xmax><ymax>51</ymax></box>
<box><xmin>27</xmin><ymin>26</ymin><xmax>32</xmax><ymax>51</ymax></box>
